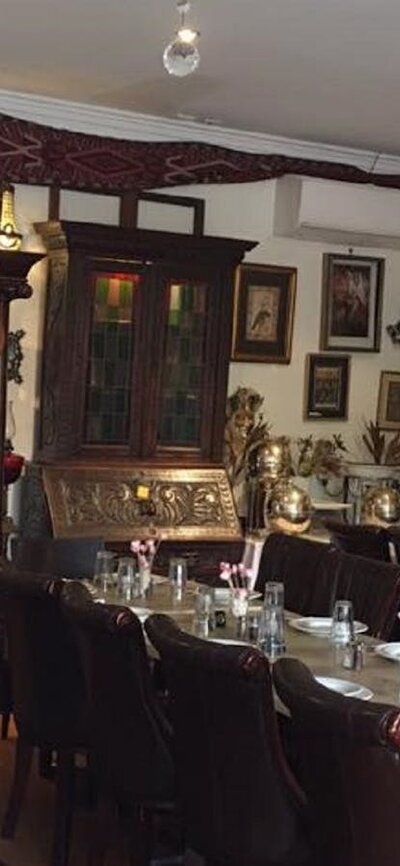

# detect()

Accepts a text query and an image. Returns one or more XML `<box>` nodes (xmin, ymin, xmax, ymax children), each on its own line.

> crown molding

<box><xmin>0</xmin><ymin>88</ymin><xmax>399</xmax><ymax>177</ymax></box>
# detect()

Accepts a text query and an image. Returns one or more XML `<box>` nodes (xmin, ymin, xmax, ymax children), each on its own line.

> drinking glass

<box><xmin>263</xmin><ymin>581</ymin><xmax>284</xmax><ymax>610</ymax></box>
<box><xmin>93</xmin><ymin>550</ymin><xmax>115</xmax><ymax>594</ymax></box>
<box><xmin>116</xmin><ymin>557</ymin><xmax>136</xmax><ymax>601</ymax></box>
<box><xmin>193</xmin><ymin>586</ymin><xmax>215</xmax><ymax>639</ymax></box>
<box><xmin>258</xmin><ymin>604</ymin><xmax>286</xmax><ymax>659</ymax></box>
<box><xmin>169</xmin><ymin>557</ymin><xmax>188</xmax><ymax>602</ymax></box>
<box><xmin>330</xmin><ymin>600</ymin><xmax>354</xmax><ymax>645</ymax></box>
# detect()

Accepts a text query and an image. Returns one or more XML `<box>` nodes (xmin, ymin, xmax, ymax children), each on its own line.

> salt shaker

<box><xmin>342</xmin><ymin>639</ymin><xmax>365</xmax><ymax>671</ymax></box>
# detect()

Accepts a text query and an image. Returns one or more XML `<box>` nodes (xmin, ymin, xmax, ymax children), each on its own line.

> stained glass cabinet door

<box><xmin>35</xmin><ymin>220</ymin><xmax>256</xmax><ymax>464</ymax></box>
<box><xmin>157</xmin><ymin>279</ymin><xmax>207</xmax><ymax>449</ymax></box>
<box><xmin>84</xmin><ymin>270</ymin><xmax>139</xmax><ymax>445</ymax></box>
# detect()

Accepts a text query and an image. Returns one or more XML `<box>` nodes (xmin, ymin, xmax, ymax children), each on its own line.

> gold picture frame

<box><xmin>320</xmin><ymin>253</ymin><xmax>384</xmax><ymax>352</ymax></box>
<box><xmin>377</xmin><ymin>370</ymin><xmax>400</xmax><ymax>430</ymax></box>
<box><xmin>305</xmin><ymin>353</ymin><xmax>350</xmax><ymax>420</ymax></box>
<box><xmin>231</xmin><ymin>263</ymin><xmax>296</xmax><ymax>363</ymax></box>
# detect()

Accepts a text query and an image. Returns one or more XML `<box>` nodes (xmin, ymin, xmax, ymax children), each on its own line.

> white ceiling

<box><xmin>2</xmin><ymin>0</ymin><xmax>400</xmax><ymax>155</ymax></box>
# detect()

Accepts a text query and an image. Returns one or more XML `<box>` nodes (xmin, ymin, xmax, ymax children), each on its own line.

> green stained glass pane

<box><xmin>96</xmin><ymin>277</ymin><xmax>109</xmax><ymax>304</ymax></box>
<box><xmin>158</xmin><ymin>280</ymin><xmax>207</xmax><ymax>448</ymax></box>
<box><xmin>84</xmin><ymin>270</ymin><xmax>139</xmax><ymax>445</ymax></box>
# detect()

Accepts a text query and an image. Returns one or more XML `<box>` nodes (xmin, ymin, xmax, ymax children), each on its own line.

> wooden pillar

<box><xmin>0</xmin><ymin>251</ymin><xmax>45</xmax><ymax>551</ymax></box>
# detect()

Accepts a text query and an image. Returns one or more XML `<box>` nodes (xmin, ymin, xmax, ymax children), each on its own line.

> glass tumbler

<box><xmin>258</xmin><ymin>604</ymin><xmax>286</xmax><ymax>659</ymax></box>
<box><xmin>169</xmin><ymin>557</ymin><xmax>188</xmax><ymax>602</ymax></box>
<box><xmin>193</xmin><ymin>586</ymin><xmax>215</xmax><ymax>639</ymax></box>
<box><xmin>93</xmin><ymin>550</ymin><xmax>115</xmax><ymax>594</ymax></box>
<box><xmin>116</xmin><ymin>557</ymin><xmax>136</xmax><ymax>602</ymax></box>
<box><xmin>263</xmin><ymin>581</ymin><xmax>284</xmax><ymax>610</ymax></box>
<box><xmin>330</xmin><ymin>600</ymin><xmax>354</xmax><ymax>646</ymax></box>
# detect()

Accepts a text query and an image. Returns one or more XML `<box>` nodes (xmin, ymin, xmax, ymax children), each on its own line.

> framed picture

<box><xmin>320</xmin><ymin>253</ymin><xmax>384</xmax><ymax>352</ymax></box>
<box><xmin>377</xmin><ymin>371</ymin><xmax>400</xmax><ymax>430</ymax></box>
<box><xmin>305</xmin><ymin>353</ymin><xmax>350</xmax><ymax>420</ymax></box>
<box><xmin>231</xmin><ymin>263</ymin><xmax>296</xmax><ymax>363</ymax></box>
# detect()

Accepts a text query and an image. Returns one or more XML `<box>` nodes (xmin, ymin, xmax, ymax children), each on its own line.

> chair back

<box><xmin>61</xmin><ymin>582</ymin><xmax>174</xmax><ymax>805</ymax></box>
<box><xmin>145</xmin><ymin>613</ymin><xmax>309</xmax><ymax>866</ymax></box>
<box><xmin>334</xmin><ymin>551</ymin><xmax>400</xmax><ymax>639</ymax></box>
<box><xmin>324</xmin><ymin>519</ymin><xmax>391</xmax><ymax>561</ymax></box>
<box><xmin>0</xmin><ymin>568</ymin><xmax>86</xmax><ymax>746</ymax></box>
<box><xmin>273</xmin><ymin>657</ymin><xmax>400</xmax><ymax>866</ymax></box>
<box><xmin>256</xmin><ymin>533</ymin><xmax>337</xmax><ymax>615</ymax></box>
<box><xmin>385</xmin><ymin>526</ymin><xmax>400</xmax><ymax>564</ymax></box>
<box><xmin>12</xmin><ymin>537</ymin><xmax>105</xmax><ymax>580</ymax></box>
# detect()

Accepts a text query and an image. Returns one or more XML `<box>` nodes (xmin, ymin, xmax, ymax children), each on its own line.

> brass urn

<box><xmin>361</xmin><ymin>484</ymin><xmax>400</xmax><ymax>526</ymax></box>
<box><xmin>249</xmin><ymin>437</ymin><xmax>291</xmax><ymax>483</ymax></box>
<box><xmin>265</xmin><ymin>480</ymin><xmax>312</xmax><ymax>534</ymax></box>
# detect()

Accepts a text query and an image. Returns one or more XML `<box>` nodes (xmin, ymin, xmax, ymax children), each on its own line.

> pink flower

<box><xmin>130</xmin><ymin>537</ymin><xmax>159</xmax><ymax>566</ymax></box>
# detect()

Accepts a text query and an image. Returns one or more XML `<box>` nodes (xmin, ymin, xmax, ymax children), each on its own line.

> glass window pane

<box><xmin>84</xmin><ymin>271</ymin><xmax>140</xmax><ymax>444</ymax></box>
<box><xmin>158</xmin><ymin>280</ymin><xmax>207</xmax><ymax>448</ymax></box>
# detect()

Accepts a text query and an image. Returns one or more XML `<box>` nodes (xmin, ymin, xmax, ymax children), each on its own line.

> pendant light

<box><xmin>163</xmin><ymin>0</ymin><xmax>200</xmax><ymax>78</ymax></box>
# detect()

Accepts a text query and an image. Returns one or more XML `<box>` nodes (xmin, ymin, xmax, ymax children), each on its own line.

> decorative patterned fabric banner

<box><xmin>0</xmin><ymin>111</ymin><xmax>399</xmax><ymax>194</ymax></box>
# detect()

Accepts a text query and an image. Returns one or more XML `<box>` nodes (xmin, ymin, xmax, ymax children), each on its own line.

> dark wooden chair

<box><xmin>273</xmin><ymin>657</ymin><xmax>400</xmax><ymax>866</ymax></box>
<box><xmin>0</xmin><ymin>654</ymin><xmax>12</xmax><ymax>739</ymax></box>
<box><xmin>11</xmin><ymin>536</ymin><xmax>105</xmax><ymax>580</ymax></box>
<box><xmin>0</xmin><ymin>568</ymin><xmax>89</xmax><ymax>866</ymax></box>
<box><xmin>323</xmin><ymin>518</ymin><xmax>392</xmax><ymax>561</ymax></box>
<box><xmin>256</xmin><ymin>532</ymin><xmax>338</xmax><ymax>616</ymax></box>
<box><xmin>61</xmin><ymin>581</ymin><xmax>176</xmax><ymax>866</ymax></box>
<box><xmin>334</xmin><ymin>550</ymin><xmax>400</xmax><ymax>639</ymax></box>
<box><xmin>385</xmin><ymin>525</ymin><xmax>400</xmax><ymax>564</ymax></box>
<box><xmin>145</xmin><ymin>613</ymin><xmax>311</xmax><ymax>866</ymax></box>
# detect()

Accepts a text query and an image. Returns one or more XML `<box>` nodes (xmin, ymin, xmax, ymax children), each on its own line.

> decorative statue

<box><xmin>296</xmin><ymin>434</ymin><xmax>347</xmax><ymax>481</ymax></box>
<box><xmin>224</xmin><ymin>387</ymin><xmax>270</xmax><ymax>485</ymax></box>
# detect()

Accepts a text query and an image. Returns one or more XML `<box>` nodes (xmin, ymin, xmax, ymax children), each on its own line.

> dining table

<box><xmin>99</xmin><ymin>576</ymin><xmax>400</xmax><ymax>708</ymax></box>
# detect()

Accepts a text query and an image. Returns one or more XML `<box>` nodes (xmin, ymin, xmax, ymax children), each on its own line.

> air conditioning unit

<box><xmin>274</xmin><ymin>176</ymin><xmax>400</xmax><ymax>248</ymax></box>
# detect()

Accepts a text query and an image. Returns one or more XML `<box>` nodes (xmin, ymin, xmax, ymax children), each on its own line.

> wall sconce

<box><xmin>0</xmin><ymin>183</ymin><xmax>22</xmax><ymax>251</ymax></box>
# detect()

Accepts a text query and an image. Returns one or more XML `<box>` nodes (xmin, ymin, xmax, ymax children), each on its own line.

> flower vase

<box><xmin>138</xmin><ymin>561</ymin><xmax>153</xmax><ymax>597</ymax></box>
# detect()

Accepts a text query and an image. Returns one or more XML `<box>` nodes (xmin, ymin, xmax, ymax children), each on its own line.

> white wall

<box><xmin>7</xmin><ymin>178</ymin><xmax>400</xmax><ymax>465</ymax></box>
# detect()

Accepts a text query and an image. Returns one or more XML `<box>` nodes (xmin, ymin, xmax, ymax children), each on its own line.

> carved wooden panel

<box><xmin>43</xmin><ymin>465</ymin><xmax>241</xmax><ymax>541</ymax></box>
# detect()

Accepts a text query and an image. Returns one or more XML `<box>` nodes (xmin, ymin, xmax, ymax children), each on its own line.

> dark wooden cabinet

<box><xmin>35</xmin><ymin>221</ymin><xmax>256</xmax><ymax>465</ymax></box>
<box><xmin>27</xmin><ymin>220</ymin><xmax>256</xmax><ymax>547</ymax></box>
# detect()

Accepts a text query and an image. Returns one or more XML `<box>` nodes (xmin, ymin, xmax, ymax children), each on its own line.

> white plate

<box><xmin>375</xmin><ymin>642</ymin><xmax>400</xmax><ymax>662</ymax></box>
<box><xmin>288</xmin><ymin>617</ymin><xmax>368</xmax><ymax>636</ymax></box>
<box><xmin>315</xmin><ymin>675</ymin><xmax>373</xmax><ymax>701</ymax></box>
<box><xmin>208</xmin><ymin>638</ymin><xmax>250</xmax><ymax>646</ymax></box>
<box><xmin>129</xmin><ymin>606</ymin><xmax>153</xmax><ymax>622</ymax></box>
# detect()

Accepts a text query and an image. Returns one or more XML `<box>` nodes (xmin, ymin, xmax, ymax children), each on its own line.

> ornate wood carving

<box><xmin>39</xmin><ymin>252</ymin><xmax>68</xmax><ymax>451</ymax></box>
<box><xmin>43</xmin><ymin>465</ymin><xmax>241</xmax><ymax>541</ymax></box>
<box><xmin>0</xmin><ymin>251</ymin><xmax>45</xmax><ymax>549</ymax></box>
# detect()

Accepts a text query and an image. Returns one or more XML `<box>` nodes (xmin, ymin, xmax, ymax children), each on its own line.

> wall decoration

<box><xmin>362</xmin><ymin>418</ymin><xmax>400</xmax><ymax>464</ymax></box>
<box><xmin>7</xmin><ymin>329</ymin><xmax>25</xmax><ymax>384</ymax></box>
<box><xmin>387</xmin><ymin>319</ymin><xmax>400</xmax><ymax>345</ymax></box>
<box><xmin>377</xmin><ymin>371</ymin><xmax>400</xmax><ymax>430</ymax></box>
<box><xmin>4</xmin><ymin>112</ymin><xmax>400</xmax><ymax>195</ymax></box>
<box><xmin>231</xmin><ymin>264</ymin><xmax>296</xmax><ymax>363</ymax></box>
<box><xmin>320</xmin><ymin>254</ymin><xmax>384</xmax><ymax>352</ymax></box>
<box><xmin>305</xmin><ymin>353</ymin><xmax>350</xmax><ymax>420</ymax></box>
